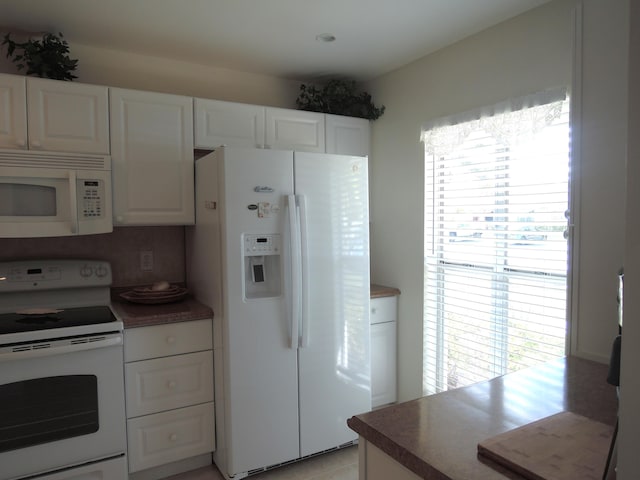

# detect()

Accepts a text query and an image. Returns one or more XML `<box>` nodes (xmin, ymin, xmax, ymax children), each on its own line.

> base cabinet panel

<box><xmin>362</xmin><ymin>440</ymin><xmax>421</xmax><ymax>480</ymax></box>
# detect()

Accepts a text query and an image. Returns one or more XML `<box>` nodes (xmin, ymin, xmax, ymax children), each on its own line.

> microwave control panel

<box><xmin>79</xmin><ymin>179</ymin><xmax>105</xmax><ymax>218</ymax></box>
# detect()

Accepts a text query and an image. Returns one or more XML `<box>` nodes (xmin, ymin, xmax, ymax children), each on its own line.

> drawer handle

<box><xmin>169</xmin><ymin>433</ymin><xmax>178</xmax><ymax>442</ymax></box>
<box><xmin>167</xmin><ymin>380</ymin><xmax>177</xmax><ymax>389</ymax></box>
<box><xmin>166</xmin><ymin>336</ymin><xmax>176</xmax><ymax>345</ymax></box>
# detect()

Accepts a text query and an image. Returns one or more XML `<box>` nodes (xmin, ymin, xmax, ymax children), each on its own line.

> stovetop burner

<box><xmin>0</xmin><ymin>306</ymin><xmax>116</xmax><ymax>335</ymax></box>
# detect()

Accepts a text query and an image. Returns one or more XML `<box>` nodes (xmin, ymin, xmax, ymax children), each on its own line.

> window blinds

<box><xmin>422</xmin><ymin>92</ymin><xmax>570</xmax><ymax>396</ymax></box>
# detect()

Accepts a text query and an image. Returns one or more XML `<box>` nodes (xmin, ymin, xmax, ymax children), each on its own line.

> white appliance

<box><xmin>0</xmin><ymin>149</ymin><xmax>112</xmax><ymax>238</ymax></box>
<box><xmin>0</xmin><ymin>259</ymin><xmax>126</xmax><ymax>480</ymax></box>
<box><xmin>187</xmin><ymin>146</ymin><xmax>371</xmax><ymax>479</ymax></box>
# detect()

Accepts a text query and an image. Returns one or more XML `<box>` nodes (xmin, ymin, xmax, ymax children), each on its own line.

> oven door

<box><xmin>0</xmin><ymin>333</ymin><xmax>126</xmax><ymax>480</ymax></box>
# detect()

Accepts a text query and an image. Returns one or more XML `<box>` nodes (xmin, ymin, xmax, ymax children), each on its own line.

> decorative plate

<box><xmin>120</xmin><ymin>286</ymin><xmax>188</xmax><ymax>304</ymax></box>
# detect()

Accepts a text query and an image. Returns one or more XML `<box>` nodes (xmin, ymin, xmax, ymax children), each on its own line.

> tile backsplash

<box><xmin>0</xmin><ymin>226</ymin><xmax>185</xmax><ymax>287</ymax></box>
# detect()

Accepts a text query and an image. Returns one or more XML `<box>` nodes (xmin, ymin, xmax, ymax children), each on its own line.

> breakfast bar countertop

<box><xmin>348</xmin><ymin>356</ymin><xmax>618</xmax><ymax>479</ymax></box>
<box><xmin>110</xmin><ymin>288</ymin><xmax>213</xmax><ymax>328</ymax></box>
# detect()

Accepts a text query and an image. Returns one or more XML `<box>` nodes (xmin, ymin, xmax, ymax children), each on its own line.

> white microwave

<box><xmin>0</xmin><ymin>149</ymin><xmax>113</xmax><ymax>238</ymax></box>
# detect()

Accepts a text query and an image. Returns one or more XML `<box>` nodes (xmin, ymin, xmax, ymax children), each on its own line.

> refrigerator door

<box><xmin>218</xmin><ymin>147</ymin><xmax>300</xmax><ymax>475</ymax></box>
<box><xmin>294</xmin><ymin>152</ymin><xmax>371</xmax><ymax>457</ymax></box>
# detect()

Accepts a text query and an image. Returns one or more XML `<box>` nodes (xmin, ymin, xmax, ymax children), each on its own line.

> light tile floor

<box><xmin>167</xmin><ymin>447</ymin><xmax>358</xmax><ymax>480</ymax></box>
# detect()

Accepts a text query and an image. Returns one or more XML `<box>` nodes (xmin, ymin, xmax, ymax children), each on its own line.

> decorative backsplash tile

<box><xmin>0</xmin><ymin>227</ymin><xmax>185</xmax><ymax>287</ymax></box>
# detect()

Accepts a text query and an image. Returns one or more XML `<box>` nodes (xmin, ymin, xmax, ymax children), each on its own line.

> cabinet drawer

<box><xmin>124</xmin><ymin>319</ymin><xmax>212</xmax><ymax>362</ymax></box>
<box><xmin>125</xmin><ymin>350</ymin><xmax>214</xmax><ymax>418</ymax></box>
<box><xmin>370</xmin><ymin>296</ymin><xmax>397</xmax><ymax>325</ymax></box>
<box><xmin>126</xmin><ymin>402</ymin><xmax>215</xmax><ymax>473</ymax></box>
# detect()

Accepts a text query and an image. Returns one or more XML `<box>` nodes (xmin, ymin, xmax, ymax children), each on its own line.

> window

<box><xmin>422</xmin><ymin>89</ymin><xmax>570</xmax><ymax>395</ymax></box>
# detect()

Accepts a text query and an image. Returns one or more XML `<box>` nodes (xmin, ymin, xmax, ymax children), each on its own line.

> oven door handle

<box><xmin>0</xmin><ymin>334</ymin><xmax>123</xmax><ymax>362</ymax></box>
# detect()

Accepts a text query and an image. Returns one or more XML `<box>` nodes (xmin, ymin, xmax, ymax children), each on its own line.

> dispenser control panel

<box><xmin>244</xmin><ymin>234</ymin><xmax>280</xmax><ymax>256</ymax></box>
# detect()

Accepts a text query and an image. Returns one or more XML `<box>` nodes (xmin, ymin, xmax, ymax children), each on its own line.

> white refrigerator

<box><xmin>186</xmin><ymin>146</ymin><xmax>371</xmax><ymax>479</ymax></box>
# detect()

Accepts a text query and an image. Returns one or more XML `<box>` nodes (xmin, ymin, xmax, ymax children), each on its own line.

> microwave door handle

<box><xmin>69</xmin><ymin>171</ymin><xmax>78</xmax><ymax>234</ymax></box>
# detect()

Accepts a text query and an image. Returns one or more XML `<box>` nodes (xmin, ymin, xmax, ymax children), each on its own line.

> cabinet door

<box><xmin>265</xmin><ymin>107</ymin><xmax>325</xmax><ymax>152</ymax></box>
<box><xmin>0</xmin><ymin>73</ymin><xmax>27</xmax><ymax>149</ymax></box>
<box><xmin>371</xmin><ymin>321</ymin><xmax>397</xmax><ymax>408</ymax></box>
<box><xmin>325</xmin><ymin>114</ymin><xmax>370</xmax><ymax>157</ymax></box>
<box><xmin>27</xmin><ymin>77</ymin><xmax>109</xmax><ymax>154</ymax></box>
<box><xmin>110</xmin><ymin>88</ymin><xmax>194</xmax><ymax>225</ymax></box>
<box><xmin>194</xmin><ymin>98</ymin><xmax>265</xmax><ymax>148</ymax></box>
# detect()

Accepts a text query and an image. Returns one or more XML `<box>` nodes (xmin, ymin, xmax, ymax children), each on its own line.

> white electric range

<box><xmin>0</xmin><ymin>259</ymin><xmax>127</xmax><ymax>480</ymax></box>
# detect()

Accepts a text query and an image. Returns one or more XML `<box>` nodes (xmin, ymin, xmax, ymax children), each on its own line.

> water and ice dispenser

<box><xmin>243</xmin><ymin>233</ymin><xmax>282</xmax><ymax>299</ymax></box>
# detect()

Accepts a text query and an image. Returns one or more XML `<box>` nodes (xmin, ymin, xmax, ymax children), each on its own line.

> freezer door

<box><xmin>218</xmin><ymin>147</ymin><xmax>300</xmax><ymax>475</ymax></box>
<box><xmin>294</xmin><ymin>152</ymin><xmax>371</xmax><ymax>457</ymax></box>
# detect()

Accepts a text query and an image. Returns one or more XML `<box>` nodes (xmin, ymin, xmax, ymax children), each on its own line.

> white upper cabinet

<box><xmin>0</xmin><ymin>74</ymin><xmax>27</xmax><ymax>149</ymax></box>
<box><xmin>27</xmin><ymin>77</ymin><xmax>109</xmax><ymax>154</ymax></box>
<box><xmin>325</xmin><ymin>114</ymin><xmax>370</xmax><ymax>157</ymax></box>
<box><xmin>194</xmin><ymin>98</ymin><xmax>265</xmax><ymax>149</ymax></box>
<box><xmin>110</xmin><ymin>88</ymin><xmax>195</xmax><ymax>226</ymax></box>
<box><xmin>194</xmin><ymin>98</ymin><xmax>371</xmax><ymax>156</ymax></box>
<box><xmin>266</xmin><ymin>107</ymin><xmax>325</xmax><ymax>153</ymax></box>
<box><xmin>0</xmin><ymin>73</ymin><xmax>109</xmax><ymax>154</ymax></box>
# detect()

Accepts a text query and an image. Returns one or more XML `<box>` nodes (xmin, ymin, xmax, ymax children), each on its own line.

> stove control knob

<box><xmin>80</xmin><ymin>265</ymin><xmax>93</xmax><ymax>277</ymax></box>
<box><xmin>95</xmin><ymin>265</ymin><xmax>109</xmax><ymax>277</ymax></box>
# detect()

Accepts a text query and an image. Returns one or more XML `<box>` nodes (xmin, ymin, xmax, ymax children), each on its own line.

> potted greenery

<box><xmin>2</xmin><ymin>32</ymin><xmax>78</xmax><ymax>81</ymax></box>
<box><xmin>296</xmin><ymin>79</ymin><xmax>385</xmax><ymax>120</ymax></box>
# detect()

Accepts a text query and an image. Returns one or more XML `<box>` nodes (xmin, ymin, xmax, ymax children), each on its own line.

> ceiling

<box><xmin>0</xmin><ymin>0</ymin><xmax>552</xmax><ymax>82</ymax></box>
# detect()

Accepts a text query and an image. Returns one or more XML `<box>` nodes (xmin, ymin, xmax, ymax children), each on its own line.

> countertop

<box><xmin>110</xmin><ymin>288</ymin><xmax>213</xmax><ymax>328</ymax></box>
<box><xmin>347</xmin><ymin>356</ymin><xmax>618</xmax><ymax>479</ymax></box>
<box><xmin>112</xmin><ymin>283</ymin><xmax>391</xmax><ymax>327</ymax></box>
<box><xmin>371</xmin><ymin>284</ymin><xmax>401</xmax><ymax>298</ymax></box>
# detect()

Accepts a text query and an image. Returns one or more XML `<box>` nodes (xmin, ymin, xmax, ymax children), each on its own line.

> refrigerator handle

<box><xmin>298</xmin><ymin>194</ymin><xmax>310</xmax><ymax>348</ymax></box>
<box><xmin>287</xmin><ymin>194</ymin><xmax>301</xmax><ymax>349</ymax></box>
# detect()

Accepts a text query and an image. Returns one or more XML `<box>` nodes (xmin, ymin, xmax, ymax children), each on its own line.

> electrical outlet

<box><xmin>140</xmin><ymin>250</ymin><xmax>154</xmax><ymax>271</ymax></box>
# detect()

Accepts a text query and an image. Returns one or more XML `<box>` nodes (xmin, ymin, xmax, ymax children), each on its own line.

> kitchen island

<box><xmin>348</xmin><ymin>356</ymin><xmax>617</xmax><ymax>479</ymax></box>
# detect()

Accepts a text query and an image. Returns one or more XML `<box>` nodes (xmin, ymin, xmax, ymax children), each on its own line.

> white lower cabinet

<box><xmin>124</xmin><ymin>319</ymin><xmax>215</xmax><ymax>475</ymax></box>
<box><xmin>370</xmin><ymin>295</ymin><xmax>398</xmax><ymax>408</ymax></box>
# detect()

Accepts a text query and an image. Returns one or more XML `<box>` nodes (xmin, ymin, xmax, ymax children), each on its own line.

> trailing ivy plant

<box><xmin>2</xmin><ymin>32</ymin><xmax>78</xmax><ymax>81</ymax></box>
<box><xmin>296</xmin><ymin>79</ymin><xmax>385</xmax><ymax>120</ymax></box>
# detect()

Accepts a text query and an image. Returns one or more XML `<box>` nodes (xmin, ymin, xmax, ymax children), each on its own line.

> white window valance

<box><xmin>420</xmin><ymin>87</ymin><xmax>568</xmax><ymax>154</ymax></box>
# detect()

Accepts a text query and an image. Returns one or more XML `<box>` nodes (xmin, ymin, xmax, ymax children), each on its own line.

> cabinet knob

<box><xmin>31</xmin><ymin>140</ymin><xmax>42</xmax><ymax>149</ymax></box>
<box><xmin>166</xmin><ymin>336</ymin><xmax>176</xmax><ymax>345</ymax></box>
<box><xmin>169</xmin><ymin>433</ymin><xmax>178</xmax><ymax>442</ymax></box>
<box><xmin>16</xmin><ymin>138</ymin><xmax>26</xmax><ymax>148</ymax></box>
<box><xmin>371</xmin><ymin>307</ymin><xmax>377</xmax><ymax>314</ymax></box>
<box><xmin>167</xmin><ymin>380</ymin><xmax>177</xmax><ymax>389</ymax></box>
<box><xmin>115</xmin><ymin>215</ymin><xmax>124</xmax><ymax>223</ymax></box>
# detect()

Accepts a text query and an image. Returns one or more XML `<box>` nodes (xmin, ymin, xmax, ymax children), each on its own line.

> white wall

<box><xmin>618</xmin><ymin>1</ymin><xmax>639</xmax><ymax>477</ymax></box>
<box><xmin>365</xmin><ymin>0</ymin><xmax>627</xmax><ymax>402</ymax></box>
<box><xmin>0</xmin><ymin>41</ymin><xmax>300</xmax><ymax>108</ymax></box>
<box><xmin>572</xmin><ymin>0</ymin><xmax>628</xmax><ymax>362</ymax></box>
